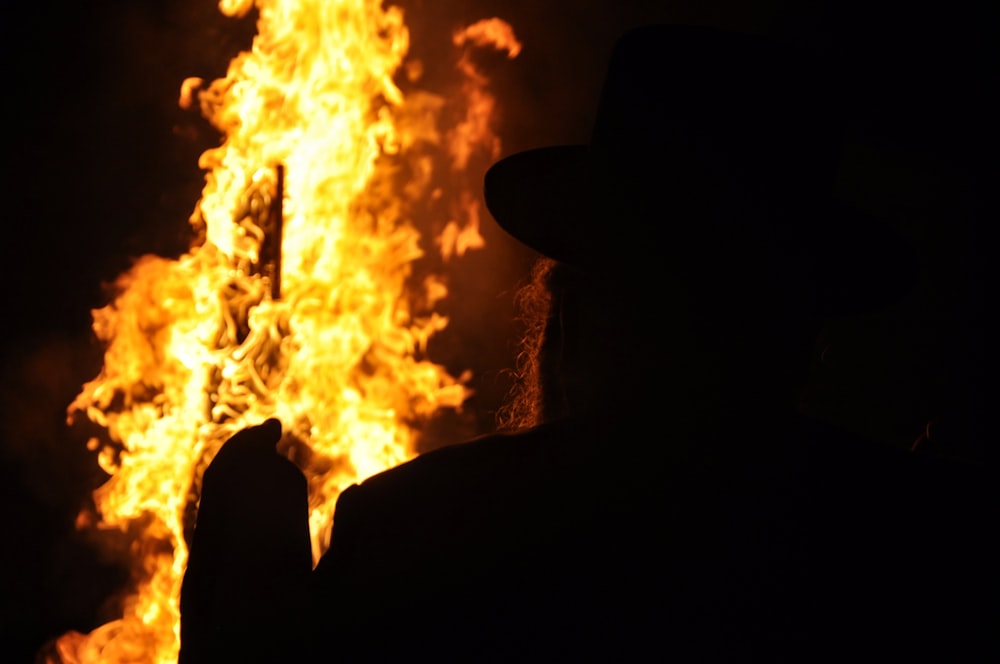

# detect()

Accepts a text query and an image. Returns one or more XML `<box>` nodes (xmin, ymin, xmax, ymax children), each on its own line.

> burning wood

<box><xmin>239</xmin><ymin>164</ymin><xmax>285</xmax><ymax>300</ymax></box>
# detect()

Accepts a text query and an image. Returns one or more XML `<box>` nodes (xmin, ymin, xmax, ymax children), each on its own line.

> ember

<box><xmin>46</xmin><ymin>1</ymin><xmax>519</xmax><ymax>662</ymax></box>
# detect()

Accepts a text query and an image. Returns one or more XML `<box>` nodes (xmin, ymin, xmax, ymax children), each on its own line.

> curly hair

<box><xmin>494</xmin><ymin>257</ymin><xmax>571</xmax><ymax>431</ymax></box>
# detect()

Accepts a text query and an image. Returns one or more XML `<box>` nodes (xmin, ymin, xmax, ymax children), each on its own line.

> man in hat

<box><xmin>181</xmin><ymin>24</ymin><xmax>993</xmax><ymax>663</ymax></box>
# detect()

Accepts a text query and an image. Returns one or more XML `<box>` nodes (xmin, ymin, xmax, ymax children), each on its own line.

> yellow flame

<box><xmin>50</xmin><ymin>1</ymin><xmax>517</xmax><ymax>662</ymax></box>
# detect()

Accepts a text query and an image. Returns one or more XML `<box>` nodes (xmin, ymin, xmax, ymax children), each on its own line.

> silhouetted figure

<box><xmin>181</xmin><ymin>25</ymin><xmax>994</xmax><ymax>663</ymax></box>
<box><xmin>179</xmin><ymin>420</ymin><xmax>311</xmax><ymax>663</ymax></box>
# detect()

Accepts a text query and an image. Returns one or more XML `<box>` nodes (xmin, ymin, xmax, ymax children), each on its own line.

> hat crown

<box><xmin>589</xmin><ymin>25</ymin><xmax>843</xmax><ymax>207</ymax></box>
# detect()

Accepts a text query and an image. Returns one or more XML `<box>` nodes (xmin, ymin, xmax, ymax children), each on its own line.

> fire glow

<box><xmin>49</xmin><ymin>1</ymin><xmax>520</xmax><ymax>662</ymax></box>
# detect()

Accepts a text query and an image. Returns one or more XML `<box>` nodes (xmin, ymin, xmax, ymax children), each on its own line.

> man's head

<box><xmin>487</xmin><ymin>24</ymin><xmax>915</xmax><ymax>427</ymax></box>
<box><xmin>485</xmin><ymin>24</ymin><xmax>915</xmax><ymax>312</ymax></box>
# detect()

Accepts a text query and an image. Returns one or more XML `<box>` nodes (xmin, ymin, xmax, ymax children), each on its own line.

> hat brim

<box><xmin>484</xmin><ymin>145</ymin><xmax>918</xmax><ymax>317</ymax></box>
<box><xmin>485</xmin><ymin>145</ymin><xmax>593</xmax><ymax>266</ymax></box>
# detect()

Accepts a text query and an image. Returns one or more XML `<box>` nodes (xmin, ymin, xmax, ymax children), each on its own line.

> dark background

<box><xmin>1</xmin><ymin>0</ymin><xmax>994</xmax><ymax>660</ymax></box>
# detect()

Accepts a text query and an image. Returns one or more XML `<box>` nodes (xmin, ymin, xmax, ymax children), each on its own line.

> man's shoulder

<box><xmin>326</xmin><ymin>421</ymin><xmax>578</xmax><ymax>561</ymax></box>
<box><xmin>315</xmin><ymin>421</ymin><xmax>579</xmax><ymax>609</ymax></box>
<box><xmin>344</xmin><ymin>421</ymin><xmax>565</xmax><ymax>509</ymax></box>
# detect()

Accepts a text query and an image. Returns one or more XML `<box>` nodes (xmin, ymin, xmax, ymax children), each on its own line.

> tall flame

<box><xmin>49</xmin><ymin>1</ymin><xmax>519</xmax><ymax>662</ymax></box>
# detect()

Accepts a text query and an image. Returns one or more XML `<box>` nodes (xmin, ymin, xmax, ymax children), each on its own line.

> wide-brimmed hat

<box><xmin>484</xmin><ymin>24</ymin><xmax>917</xmax><ymax>316</ymax></box>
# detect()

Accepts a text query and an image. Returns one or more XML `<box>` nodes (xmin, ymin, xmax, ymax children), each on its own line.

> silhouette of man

<box><xmin>180</xmin><ymin>25</ymin><xmax>993</xmax><ymax>663</ymax></box>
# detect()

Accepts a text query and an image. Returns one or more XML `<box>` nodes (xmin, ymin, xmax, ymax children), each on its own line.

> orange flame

<box><xmin>48</xmin><ymin>2</ymin><xmax>517</xmax><ymax>662</ymax></box>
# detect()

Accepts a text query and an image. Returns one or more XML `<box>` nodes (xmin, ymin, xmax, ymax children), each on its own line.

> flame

<box><xmin>48</xmin><ymin>2</ymin><xmax>517</xmax><ymax>662</ymax></box>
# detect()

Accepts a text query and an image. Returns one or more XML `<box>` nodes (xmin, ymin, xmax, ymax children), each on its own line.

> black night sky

<box><xmin>1</xmin><ymin>1</ymin><xmax>995</xmax><ymax>660</ymax></box>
